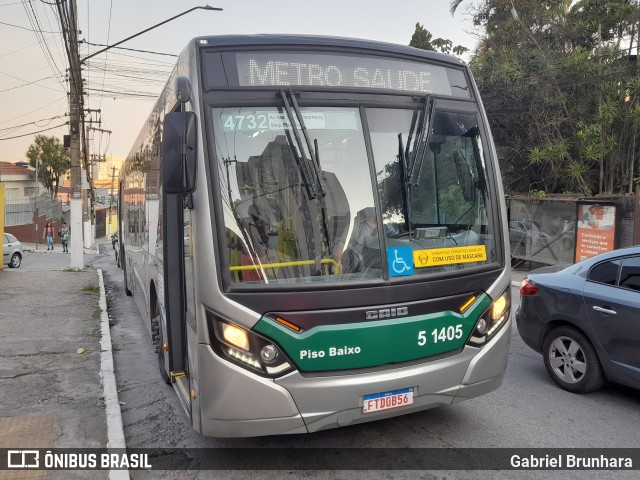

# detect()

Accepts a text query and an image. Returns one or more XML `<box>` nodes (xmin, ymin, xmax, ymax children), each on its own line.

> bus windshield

<box><xmin>212</xmin><ymin>105</ymin><xmax>496</xmax><ymax>286</ymax></box>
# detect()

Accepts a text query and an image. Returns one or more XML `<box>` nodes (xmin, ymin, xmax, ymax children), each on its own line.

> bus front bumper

<box><xmin>198</xmin><ymin>318</ymin><xmax>511</xmax><ymax>438</ymax></box>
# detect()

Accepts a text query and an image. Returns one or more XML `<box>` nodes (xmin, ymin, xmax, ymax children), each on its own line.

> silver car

<box><xmin>3</xmin><ymin>232</ymin><xmax>23</xmax><ymax>268</ymax></box>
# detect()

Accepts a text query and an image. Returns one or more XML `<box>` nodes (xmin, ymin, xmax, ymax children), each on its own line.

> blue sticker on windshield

<box><xmin>387</xmin><ymin>246</ymin><xmax>414</xmax><ymax>277</ymax></box>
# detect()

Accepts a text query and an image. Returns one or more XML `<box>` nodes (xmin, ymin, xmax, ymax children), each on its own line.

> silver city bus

<box><xmin>119</xmin><ymin>34</ymin><xmax>511</xmax><ymax>438</ymax></box>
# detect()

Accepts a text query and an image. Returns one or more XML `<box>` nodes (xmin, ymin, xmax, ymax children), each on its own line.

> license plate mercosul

<box><xmin>362</xmin><ymin>388</ymin><xmax>414</xmax><ymax>414</ymax></box>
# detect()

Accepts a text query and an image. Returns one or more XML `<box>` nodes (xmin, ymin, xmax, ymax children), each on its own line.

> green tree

<box><xmin>463</xmin><ymin>0</ymin><xmax>640</xmax><ymax>195</ymax></box>
<box><xmin>25</xmin><ymin>135</ymin><xmax>70</xmax><ymax>197</ymax></box>
<box><xmin>410</xmin><ymin>22</ymin><xmax>469</xmax><ymax>56</ymax></box>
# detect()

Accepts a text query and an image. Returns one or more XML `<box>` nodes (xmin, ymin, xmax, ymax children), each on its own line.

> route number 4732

<box><xmin>417</xmin><ymin>325</ymin><xmax>463</xmax><ymax>346</ymax></box>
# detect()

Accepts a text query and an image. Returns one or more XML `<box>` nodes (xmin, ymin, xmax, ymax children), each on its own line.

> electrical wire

<box><xmin>98</xmin><ymin>0</ymin><xmax>113</xmax><ymax>110</ymax></box>
<box><xmin>0</xmin><ymin>19</ymin><xmax>59</xmax><ymax>32</ymax></box>
<box><xmin>39</xmin><ymin>0</ymin><xmax>67</xmax><ymax>85</ymax></box>
<box><xmin>0</xmin><ymin>95</ymin><xmax>66</xmax><ymax>125</ymax></box>
<box><xmin>0</xmin><ymin>114</ymin><xmax>68</xmax><ymax>132</ymax></box>
<box><xmin>0</xmin><ymin>123</ymin><xmax>67</xmax><ymax>140</ymax></box>
<box><xmin>21</xmin><ymin>0</ymin><xmax>67</xmax><ymax>89</ymax></box>
<box><xmin>82</xmin><ymin>40</ymin><xmax>178</xmax><ymax>58</ymax></box>
<box><xmin>85</xmin><ymin>87</ymin><xmax>157</xmax><ymax>99</ymax></box>
<box><xmin>0</xmin><ymin>38</ymin><xmax>52</xmax><ymax>58</ymax></box>
<box><xmin>0</xmin><ymin>70</ymin><xmax>63</xmax><ymax>92</ymax></box>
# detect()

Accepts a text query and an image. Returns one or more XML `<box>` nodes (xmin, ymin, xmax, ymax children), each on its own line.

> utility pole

<box><xmin>66</xmin><ymin>0</ymin><xmax>84</xmax><ymax>268</ymax></box>
<box><xmin>33</xmin><ymin>157</ymin><xmax>39</xmax><ymax>250</ymax></box>
<box><xmin>85</xmin><ymin>122</ymin><xmax>109</xmax><ymax>245</ymax></box>
<box><xmin>109</xmin><ymin>165</ymin><xmax>117</xmax><ymax>237</ymax></box>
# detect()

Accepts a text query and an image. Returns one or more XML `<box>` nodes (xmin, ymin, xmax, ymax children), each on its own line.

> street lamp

<box><xmin>34</xmin><ymin>157</ymin><xmax>39</xmax><ymax>250</ymax></box>
<box><xmin>68</xmin><ymin>3</ymin><xmax>221</xmax><ymax>260</ymax></box>
<box><xmin>80</xmin><ymin>5</ymin><xmax>223</xmax><ymax>64</ymax></box>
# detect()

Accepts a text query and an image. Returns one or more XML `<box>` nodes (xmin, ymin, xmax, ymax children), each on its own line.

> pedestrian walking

<box><xmin>43</xmin><ymin>221</ymin><xmax>55</xmax><ymax>251</ymax></box>
<box><xmin>59</xmin><ymin>222</ymin><xmax>70</xmax><ymax>253</ymax></box>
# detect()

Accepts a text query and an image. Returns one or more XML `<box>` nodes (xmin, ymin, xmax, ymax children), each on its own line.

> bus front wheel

<box><xmin>123</xmin><ymin>258</ymin><xmax>132</xmax><ymax>296</ymax></box>
<box><xmin>151</xmin><ymin>298</ymin><xmax>171</xmax><ymax>384</ymax></box>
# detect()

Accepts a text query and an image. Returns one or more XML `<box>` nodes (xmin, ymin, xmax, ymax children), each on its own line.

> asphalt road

<box><xmin>88</xmin><ymin>246</ymin><xmax>640</xmax><ymax>479</ymax></box>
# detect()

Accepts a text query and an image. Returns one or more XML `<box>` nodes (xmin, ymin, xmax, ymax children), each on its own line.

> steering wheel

<box><xmin>341</xmin><ymin>248</ymin><xmax>364</xmax><ymax>273</ymax></box>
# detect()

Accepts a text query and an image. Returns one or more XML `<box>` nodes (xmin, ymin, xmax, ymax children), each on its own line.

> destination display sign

<box><xmin>219</xmin><ymin>110</ymin><xmax>359</xmax><ymax>132</ymax></box>
<box><xmin>235</xmin><ymin>52</ymin><xmax>468</xmax><ymax>96</ymax></box>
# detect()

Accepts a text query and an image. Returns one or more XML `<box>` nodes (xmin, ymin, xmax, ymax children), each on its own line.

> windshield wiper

<box><xmin>407</xmin><ymin>95</ymin><xmax>435</xmax><ymax>186</ymax></box>
<box><xmin>278</xmin><ymin>90</ymin><xmax>325</xmax><ymax>200</ymax></box>
<box><xmin>397</xmin><ymin>133</ymin><xmax>412</xmax><ymax>236</ymax></box>
<box><xmin>278</xmin><ymin>90</ymin><xmax>332</xmax><ymax>272</ymax></box>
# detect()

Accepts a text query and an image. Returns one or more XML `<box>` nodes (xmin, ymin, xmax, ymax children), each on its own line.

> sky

<box><xmin>0</xmin><ymin>0</ymin><xmax>479</xmax><ymax>163</ymax></box>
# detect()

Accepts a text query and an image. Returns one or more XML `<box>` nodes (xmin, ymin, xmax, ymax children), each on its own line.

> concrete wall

<box><xmin>5</xmin><ymin>214</ymin><xmax>63</xmax><ymax>245</ymax></box>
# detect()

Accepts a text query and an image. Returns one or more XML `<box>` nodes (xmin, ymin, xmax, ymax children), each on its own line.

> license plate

<box><xmin>362</xmin><ymin>388</ymin><xmax>414</xmax><ymax>414</ymax></box>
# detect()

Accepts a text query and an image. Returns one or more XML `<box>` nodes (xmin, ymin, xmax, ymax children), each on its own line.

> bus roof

<box><xmin>191</xmin><ymin>34</ymin><xmax>467</xmax><ymax>66</ymax></box>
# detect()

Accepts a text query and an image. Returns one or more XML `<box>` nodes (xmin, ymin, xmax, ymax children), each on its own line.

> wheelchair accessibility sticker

<box><xmin>387</xmin><ymin>246</ymin><xmax>414</xmax><ymax>277</ymax></box>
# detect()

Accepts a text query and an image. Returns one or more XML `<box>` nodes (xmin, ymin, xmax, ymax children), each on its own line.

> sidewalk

<box><xmin>21</xmin><ymin>241</ymin><xmax>101</xmax><ymax>255</ymax></box>
<box><xmin>0</xmin><ymin>262</ymin><xmax>110</xmax><ymax>478</ymax></box>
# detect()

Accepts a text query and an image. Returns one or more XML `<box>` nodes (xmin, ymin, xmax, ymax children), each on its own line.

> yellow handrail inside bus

<box><xmin>230</xmin><ymin>258</ymin><xmax>340</xmax><ymax>274</ymax></box>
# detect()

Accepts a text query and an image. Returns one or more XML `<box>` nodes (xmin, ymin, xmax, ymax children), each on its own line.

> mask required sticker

<box><xmin>413</xmin><ymin>245</ymin><xmax>487</xmax><ymax>268</ymax></box>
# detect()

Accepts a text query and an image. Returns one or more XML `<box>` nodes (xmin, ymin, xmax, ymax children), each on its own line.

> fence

<box><xmin>507</xmin><ymin>195</ymin><xmax>637</xmax><ymax>266</ymax></box>
<box><xmin>4</xmin><ymin>193</ymin><xmax>63</xmax><ymax>227</ymax></box>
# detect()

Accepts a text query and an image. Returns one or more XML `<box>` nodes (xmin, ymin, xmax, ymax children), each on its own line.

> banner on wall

<box><xmin>574</xmin><ymin>203</ymin><xmax>617</xmax><ymax>262</ymax></box>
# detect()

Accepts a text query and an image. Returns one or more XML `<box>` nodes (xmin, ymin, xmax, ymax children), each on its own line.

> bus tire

<box><xmin>152</xmin><ymin>298</ymin><xmax>171</xmax><ymax>384</ymax></box>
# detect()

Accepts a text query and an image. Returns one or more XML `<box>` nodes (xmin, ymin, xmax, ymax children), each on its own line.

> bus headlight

<box><xmin>467</xmin><ymin>288</ymin><xmax>510</xmax><ymax>346</ymax></box>
<box><xmin>221</xmin><ymin>322</ymin><xmax>250</xmax><ymax>351</ymax></box>
<box><xmin>206</xmin><ymin>310</ymin><xmax>294</xmax><ymax>378</ymax></box>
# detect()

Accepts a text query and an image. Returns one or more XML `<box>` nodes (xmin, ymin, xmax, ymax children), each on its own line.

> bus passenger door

<box><xmin>162</xmin><ymin>193</ymin><xmax>190</xmax><ymax>411</ymax></box>
<box><xmin>183</xmin><ymin>203</ymin><xmax>198</xmax><ymax>409</ymax></box>
<box><xmin>161</xmin><ymin>105</ymin><xmax>198</xmax><ymax>415</ymax></box>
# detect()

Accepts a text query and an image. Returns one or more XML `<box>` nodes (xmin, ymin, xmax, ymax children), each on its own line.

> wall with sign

<box><xmin>574</xmin><ymin>203</ymin><xmax>617</xmax><ymax>262</ymax></box>
<box><xmin>507</xmin><ymin>196</ymin><xmax>636</xmax><ymax>266</ymax></box>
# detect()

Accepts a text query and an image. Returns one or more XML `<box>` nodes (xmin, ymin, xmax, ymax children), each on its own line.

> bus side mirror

<box><xmin>162</xmin><ymin>111</ymin><xmax>197</xmax><ymax>194</ymax></box>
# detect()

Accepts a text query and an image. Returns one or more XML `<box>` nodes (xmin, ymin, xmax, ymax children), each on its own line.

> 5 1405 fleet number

<box><xmin>417</xmin><ymin>325</ymin><xmax>463</xmax><ymax>346</ymax></box>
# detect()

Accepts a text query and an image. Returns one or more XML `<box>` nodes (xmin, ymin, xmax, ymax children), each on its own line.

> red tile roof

<box><xmin>0</xmin><ymin>161</ymin><xmax>33</xmax><ymax>176</ymax></box>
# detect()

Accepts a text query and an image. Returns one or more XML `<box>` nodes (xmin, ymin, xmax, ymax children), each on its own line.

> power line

<box><xmin>0</xmin><ymin>70</ymin><xmax>64</xmax><ymax>92</ymax></box>
<box><xmin>82</xmin><ymin>40</ymin><xmax>178</xmax><ymax>58</ymax></box>
<box><xmin>0</xmin><ymin>122</ymin><xmax>67</xmax><ymax>140</ymax></box>
<box><xmin>0</xmin><ymin>19</ymin><xmax>59</xmax><ymax>32</ymax></box>
<box><xmin>29</xmin><ymin>0</ymin><xmax>66</xmax><ymax>81</ymax></box>
<box><xmin>40</xmin><ymin>0</ymin><xmax>67</xmax><ymax>77</ymax></box>
<box><xmin>0</xmin><ymin>114</ymin><xmax>68</xmax><ymax>132</ymax></box>
<box><xmin>21</xmin><ymin>0</ymin><xmax>67</xmax><ymax>90</ymax></box>
<box><xmin>85</xmin><ymin>87</ymin><xmax>157</xmax><ymax>98</ymax></box>
<box><xmin>0</xmin><ymin>74</ymin><xmax>60</xmax><ymax>93</ymax></box>
<box><xmin>0</xmin><ymin>38</ymin><xmax>52</xmax><ymax>58</ymax></box>
<box><xmin>0</xmin><ymin>95</ymin><xmax>66</xmax><ymax>125</ymax></box>
<box><xmin>98</xmin><ymin>0</ymin><xmax>113</xmax><ymax>110</ymax></box>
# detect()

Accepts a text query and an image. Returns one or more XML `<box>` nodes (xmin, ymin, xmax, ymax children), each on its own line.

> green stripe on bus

<box><xmin>254</xmin><ymin>294</ymin><xmax>491</xmax><ymax>372</ymax></box>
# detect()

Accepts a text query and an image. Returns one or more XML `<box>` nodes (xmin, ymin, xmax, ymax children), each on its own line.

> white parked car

<box><xmin>3</xmin><ymin>232</ymin><xmax>23</xmax><ymax>268</ymax></box>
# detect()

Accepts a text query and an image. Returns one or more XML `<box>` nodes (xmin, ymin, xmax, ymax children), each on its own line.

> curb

<box><xmin>23</xmin><ymin>247</ymin><xmax>102</xmax><ymax>255</ymax></box>
<box><xmin>97</xmin><ymin>269</ymin><xmax>130</xmax><ymax>480</ymax></box>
